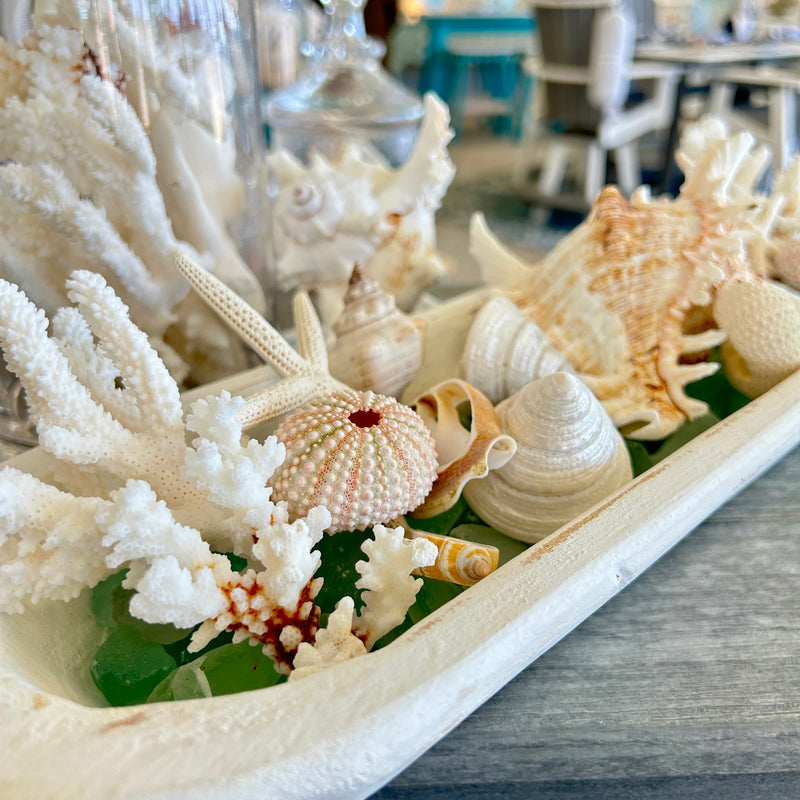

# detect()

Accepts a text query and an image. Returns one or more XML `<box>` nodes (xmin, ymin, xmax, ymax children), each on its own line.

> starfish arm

<box><xmin>293</xmin><ymin>290</ymin><xmax>330</xmax><ymax>370</ymax></box>
<box><xmin>237</xmin><ymin>373</ymin><xmax>326</xmax><ymax>429</ymax></box>
<box><xmin>174</xmin><ymin>252</ymin><xmax>308</xmax><ymax>377</ymax></box>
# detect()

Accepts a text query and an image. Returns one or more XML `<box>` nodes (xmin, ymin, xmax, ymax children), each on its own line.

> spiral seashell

<box><xmin>328</xmin><ymin>265</ymin><xmax>423</xmax><ymax>398</ymax></box>
<box><xmin>713</xmin><ymin>278</ymin><xmax>800</xmax><ymax>398</ymax></box>
<box><xmin>409</xmin><ymin>379</ymin><xmax>517</xmax><ymax>518</ymax></box>
<box><xmin>269</xmin><ymin>389</ymin><xmax>439</xmax><ymax>533</ymax></box>
<box><xmin>463</xmin><ymin>372</ymin><xmax>633</xmax><ymax>544</ymax></box>
<box><xmin>460</xmin><ymin>295</ymin><xmax>573</xmax><ymax>405</ymax></box>
<box><xmin>410</xmin><ymin>530</ymin><xmax>499</xmax><ymax>586</ymax></box>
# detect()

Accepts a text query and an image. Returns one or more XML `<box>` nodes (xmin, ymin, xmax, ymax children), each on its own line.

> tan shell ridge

<box><xmin>463</xmin><ymin>372</ymin><xmax>633</xmax><ymax>543</ymax></box>
<box><xmin>409</xmin><ymin>379</ymin><xmax>517</xmax><ymax>519</ymax></box>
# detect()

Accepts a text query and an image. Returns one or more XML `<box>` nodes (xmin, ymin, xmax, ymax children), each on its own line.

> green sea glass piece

<box><xmin>90</xmin><ymin>627</ymin><xmax>177</xmax><ymax>706</ymax></box>
<box><xmin>147</xmin><ymin>641</ymin><xmax>285</xmax><ymax>702</ymax></box>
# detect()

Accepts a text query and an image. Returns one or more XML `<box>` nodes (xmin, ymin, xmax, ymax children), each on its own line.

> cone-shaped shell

<box><xmin>328</xmin><ymin>265</ymin><xmax>423</xmax><ymax>398</ymax></box>
<box><xmin>463</xmin><ymin>372</ymin><xmax>633</xmax><ymax>543</ymax></box>
<box><xmin>460</xmin><ymin>295</ymin><xmax>573</xmax><ymax>404</ymax></box>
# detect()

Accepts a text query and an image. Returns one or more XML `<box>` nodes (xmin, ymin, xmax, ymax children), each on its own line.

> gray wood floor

<box><xmin>373</xmin><ymin>444</ymin><xmax>800</xmax><ymax>799</ymax></box>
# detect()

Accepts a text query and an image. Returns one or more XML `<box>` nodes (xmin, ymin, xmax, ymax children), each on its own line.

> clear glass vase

<box><xmin>44</xmin><ymin>0</ymin><xmax>270</xmax><ymax>303</ymax></box>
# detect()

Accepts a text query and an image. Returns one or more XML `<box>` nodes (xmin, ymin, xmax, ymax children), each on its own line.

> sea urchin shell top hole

<box><xmin>349</xmin><ymin>408</ymin><xmax>382</xmax><ymax>428</ymax></box>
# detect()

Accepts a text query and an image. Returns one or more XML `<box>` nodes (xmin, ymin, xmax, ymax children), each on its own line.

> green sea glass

<box><xmin>90</xmin><ymin>627</ymin><xmax>177</xmax><ymax>706</ymax></box>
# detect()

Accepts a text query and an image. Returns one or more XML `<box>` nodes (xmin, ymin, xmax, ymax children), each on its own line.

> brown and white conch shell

<box><xmin>469</xmin><ymin>197</ymin><xmax>732</xmax><ymax>441</ymax></box>
<box><xmin>713</xmin><ymin>277</ymin><xmax>800</xmax><ymax>398</ymax></box>
<box><xmin>459</xmin><ymin>294</ymin><xmax>574</xmax><ymax>405</ymax></box>
<box><xmin>463</xmin><ymin>372</ymin><xmax>633</xmax><ymax>543</ymax></box>
<box><xmin>409</xmin><ymin>379</ymin><xmax>517</xmax><ymax>518</ymax></box>
<box><xmin>466</xmin><ymin>120</ymin><xmax>800</xmax><ymax>440</ymax></box>
<box><xmin>328</xmin><ymin>265</ymin><xmax>423</xmax><ymax>398</ymax></box>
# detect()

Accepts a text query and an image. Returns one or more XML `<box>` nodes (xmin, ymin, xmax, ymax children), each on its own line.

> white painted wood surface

<box><xmin>374</xmin><ymin>431</ymin><xmax>800</xmax><ymax>799</ymax></box>
<box><xmin>1</xmin><ymin>295</ymin><xmax>800</xmax><ymax>800</ymax></box>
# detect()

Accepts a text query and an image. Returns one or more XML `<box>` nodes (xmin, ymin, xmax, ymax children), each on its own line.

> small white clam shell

<box><xmin>459</xmin><ymin>295</ymin><xmax>573</xmax><ymax>404</ymax></box>
<box><xmin>463</xmin><ymin>372</ymin><xmax>633</xmax><ymax>543</ymax></box>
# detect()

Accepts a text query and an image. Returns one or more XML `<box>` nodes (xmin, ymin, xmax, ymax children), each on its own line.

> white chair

<box><xmin>707</xmin><ymin>64</ymin><xmax>800</xmax><ymax>171</ymax></box>
<box><xmin>515</xmin><ymin>0</ymin><xmax>679</xmax><ymax>211</ymax></box>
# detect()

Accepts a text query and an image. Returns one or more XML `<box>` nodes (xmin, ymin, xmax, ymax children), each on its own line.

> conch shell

<box><xmin>267</xmin><ymin>93</ymin><xmax>455</xmax><ymax>312</ymax></box>
<box><xmin>713</xmin><ymin>277</ymin><xmax>800</xmax><ymax>398</ymax></box>
<box><xmin>469</xmin><ymin>197</ymin><xmax>731</xmax><ymax>440</ymax></box>
<box><xmin>460</xmin><ymin>294</ymin><xmax>573</xmax><ymax>405</ymax></box>
<box><xmin>410</xmin><ymin>379</ymin><xmax>517</xmax><ymax>518</ymax></box>
<box><xmin>467</xmin><ymin>120</ymin><xmax>800</xmax><ymax>440</ymax></box>
<box><xmin>463</xmin><ymin>372</ymin><xmax>633</xmax><ymax>543</ymax></box>
<box><xmin>328</xmin><ymin>265</ymin><xmax>423</xmax><ymax>398</ymax></box>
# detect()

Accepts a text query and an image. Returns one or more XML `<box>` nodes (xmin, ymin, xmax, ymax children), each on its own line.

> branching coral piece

<box><xmin>0</xmin><ymin>14</ymin><xmax>262</xmax><ymax>386</ymax></box>
<box><xmin>355</xmin><ymin>524</ymin><xmax>437</xmax><ymax>649</ymax></box>
<box><xmin>291</xmin><ymin>525</ymin><xmax>438</xmax><ymax>678</ymax></box>
<box><xmin>0</xmin><ymin>270</ymin><xmax>439</xmax><ymax>679</ymax></box>
<box><xmin>0</xmin><ymin>468</ymin><xmax>110</xmax><ymax>611</ymax></box>
<box><xmin>290</xmin><ymin>597</ymin><xmax>368</xmax><ymax>680</ymax></box>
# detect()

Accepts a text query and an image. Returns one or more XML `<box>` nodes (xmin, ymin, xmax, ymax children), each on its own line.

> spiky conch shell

<box><xmin>469</xmin><ymin>186</ymin><xmax>733</xmax><ymax>440</ymax></box>
<box><xmin>328</xmin><ymin>265</ymin><xmax>423</xmax><ymax>398</ymax></box>
<box><xmin>269</xmin><ymin>389</ymin><xmax>439</xmax><ymax>533</ymax></box>
<box><xmin>463</xmin><ymin>372</ymin><xmax>633</xmax><ymax>543</ymax></box>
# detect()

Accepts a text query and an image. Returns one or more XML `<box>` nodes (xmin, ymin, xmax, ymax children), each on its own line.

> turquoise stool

<box><xmin>444</xmin><ymin>31</ymin><xmax>535</xmax><ymax>137</ymax></box>
<box><xmin>417</xmin><ymin>13</ymin><xmax>535</xmax><ymax>117</ymax></box>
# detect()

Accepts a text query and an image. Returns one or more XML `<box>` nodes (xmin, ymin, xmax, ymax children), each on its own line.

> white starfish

<box><xmin>174</xmin><ymin>253</ymin><xmax>347</xmax><ymax>429</ymax></box>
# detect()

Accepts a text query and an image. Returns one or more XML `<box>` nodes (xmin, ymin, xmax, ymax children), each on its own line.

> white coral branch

<box><xmin>98</xmin><ymin>480</ymin><xmax>231</xmax><ymax>629</ymax></box>
<box><xmin>52</xmin><ymin>306</ymin><xmax>140</xmax><ymax>430</ymax></box>
<box><xmin>0</xmin><ymin>467</ymin><xmax>111</xmax><ymax>610</ymax></box>
<box><xmin>290</xmin><ymin>597</ymin><xmax>368</xmax><ymax>680</ymax></box>
<box><xmin>0</xmin><ymin>161</ymin><xmax>174</xmax><ymax>333</ymax></box>
<box><xmin>354</xmin><ymin>524</ymin><xmax>437</xmax><ymax>649</ymax></box>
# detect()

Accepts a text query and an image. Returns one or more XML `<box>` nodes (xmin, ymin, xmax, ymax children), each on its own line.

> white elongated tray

<box><xmin>2</xmin><ymin>290</ymin><xmax>800</xmax><ymax>800</ymax></box>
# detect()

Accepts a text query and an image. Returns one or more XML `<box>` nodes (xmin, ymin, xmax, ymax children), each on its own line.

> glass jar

<box><xmin>264</xmin><ymin>0</ymin><xmax>424</xmax><ymax>166</ymax></box>
<box><xmin>49</xmin><ymin>0</ymin><xmax>270</xmax><ymax>306</ymax></box>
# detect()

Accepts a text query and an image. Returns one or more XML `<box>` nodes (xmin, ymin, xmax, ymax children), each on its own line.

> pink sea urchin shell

<box><xmin>270</xmin><ymin>389</ymin><xmax>439</xmax><ymax>533</ymax></box>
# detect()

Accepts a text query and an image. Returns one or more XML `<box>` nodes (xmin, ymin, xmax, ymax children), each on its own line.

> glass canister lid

<box><xmin>265</xmin><ymin>0</ymin><xmax>424</xmax><ymax>165</ymax></box>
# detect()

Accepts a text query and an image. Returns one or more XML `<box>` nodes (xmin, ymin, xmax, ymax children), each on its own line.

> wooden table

<box><xmin>635</xmin><ymin>39</ymin><xmax>800</xmax><ymax>193</ymax></box>
<box><xmin>373</xmin><ymin>443</ymin><xmax>800</xmax><ymax>799</ymax></box>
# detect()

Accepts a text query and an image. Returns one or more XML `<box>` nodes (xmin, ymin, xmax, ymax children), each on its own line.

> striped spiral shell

<box><xmin>413</xmin><ymin>531</ymin><xmax>500</xmax><ymax>586</ymax></box>
<box><xmin>269</xmin><ymin>389</ymin><xmax>439</xmax><ymax>533</ymax></box>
